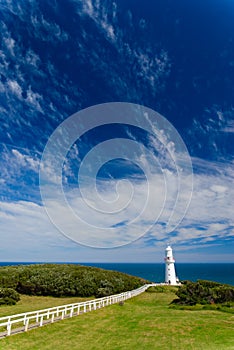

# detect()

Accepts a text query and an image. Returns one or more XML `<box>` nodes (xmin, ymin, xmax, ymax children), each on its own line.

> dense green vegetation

<box><xmin>172</xmin><ymin>280</ymin><xmax>234</xmax><ymax>306</ymax></box>
<box><xmin>0</xmin><ymin>288</ymin><xmax>20</xmax><ymax>305</ymax></box>
<box><xmin>0</xmin><ymin>264</ymin><xmax>148</xmax><ymax>301</ymax></box>
<box><xmin>0</xmin><ymin>289</ymin><xmax>233</xmax><ymax>349</ymax></box>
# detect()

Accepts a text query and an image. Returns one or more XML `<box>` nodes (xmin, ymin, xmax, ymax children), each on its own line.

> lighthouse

<box><xmin>165</xmin><ymin>245</ymin><xmax>179</xmax><ymax>285</ymax></box>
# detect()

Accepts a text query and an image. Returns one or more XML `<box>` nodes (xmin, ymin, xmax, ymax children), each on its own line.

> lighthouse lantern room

<box><xmin>165</xmin><ymin>245</ymin><xmax>179</xmax><ymax>285</ymax></box>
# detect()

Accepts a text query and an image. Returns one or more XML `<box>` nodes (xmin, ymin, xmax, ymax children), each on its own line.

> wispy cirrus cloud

<box><xmin>221</xmin><ymin>119</ymin><xmax>234</xmax><ymax>133</ymax></box>
<box><xmin>74</xmin><ymin>0</ymin><xmax>171</xmax><ymax>96</ymax></box>
<box><xmin>0</xmin><ymin>0</ymin><xmax>233</xmax><ymax>263</ymax></box>
<box><xmin>1</xmin><ymin>147</ymin><xmax>233</xmax><ymax>261</ymax></box>
<box><xmin>0</xmin><ymin>0</ymin><xmax>171</xmax><ymax>156</ymax></box>
<box><xmin>187</xmin><ymin>106</ymin><xmax>234</xmax><ymax>159</ymax></box>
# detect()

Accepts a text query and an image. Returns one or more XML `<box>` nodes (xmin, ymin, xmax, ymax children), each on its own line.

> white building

<box><xmin>165</xmin><ymin>245</ymin><xmax>179</xmax><ymax>285</ymax></box>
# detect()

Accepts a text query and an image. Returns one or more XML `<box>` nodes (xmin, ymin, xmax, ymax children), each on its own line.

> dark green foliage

<box><xmin>0</xmin><ymin>264</ymin><xmax>148</xmax><ymax>299</ymax></box>
<box><xmin>0</xmin><ymin>288</ymin><xmax>20</xmax><ymax>305</ymax></box>
<box><xmin>172</xmin><ymin>280</ymin><xmax>234</xmax><ymax>306</ymax></box>
<box><xmin>96</xmin><ymin>280</ymin><xmax>115</xmax><ymax>297</ymax></box>
<box><xmin>146</xmin><ymin>285</ymin><xmax>179</xmax><ymax>293</ymax></box>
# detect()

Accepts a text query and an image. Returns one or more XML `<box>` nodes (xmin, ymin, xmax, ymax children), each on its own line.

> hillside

<box><xmin>0</xmin><ymin>264</ymin><xmax>148</xmax><ymax>301</ymax></box>
<box><xmin>0</xmin><ymin>288</ymin><xmax>233</xmax><ymax>349</ymax></box>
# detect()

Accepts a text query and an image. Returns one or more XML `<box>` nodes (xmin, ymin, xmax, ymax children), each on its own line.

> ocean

<box><xmin>0</xmin><ymin>262</ymin><xmax>233</xmax><ymax>286</ymax></box>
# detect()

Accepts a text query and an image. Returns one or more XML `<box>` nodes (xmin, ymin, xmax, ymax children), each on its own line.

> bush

<box><xmin>96</xmin><ymin>280</ymin><xmax>114</xmax><ymax>297</ymax></box>
<box><xmin>171</xmin><ymin>280</ymin><xmax>234</xmax><ymax>306</ymax></box>
<box><xmin>0</xmin><ymin>264</ymin><xmax>149</xmax><ymax>298</ymax></box>
<box><xmin>0</xmin><ymin>288</ymin><xmax>20</xmax><ymax>305</ymax></box>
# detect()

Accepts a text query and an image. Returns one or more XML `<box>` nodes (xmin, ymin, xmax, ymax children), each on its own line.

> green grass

<box><xmin>0</xmin><ymin>294</ymin><xmax>92</xmax><ymax>318</ymax></box>
<box><xmin>0</xmin><ymin>291</ymin><xmax>234</xmax><ymax>350</ymax></box>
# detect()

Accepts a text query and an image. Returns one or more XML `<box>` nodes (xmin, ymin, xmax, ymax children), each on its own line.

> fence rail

<box><xmin>0</xmin><ymin>283</ymin><xmax>156</xmax><ymax>338</ymax></box>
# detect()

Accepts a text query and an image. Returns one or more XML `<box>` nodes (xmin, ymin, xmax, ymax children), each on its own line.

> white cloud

<box><xmin>7</xmin><ymin>79</ymin><xmax>22</xmax><ymax>98</ymax></box>
<box><xmin>25</xmin><ymin>49</ymin><xmax>41</xmax><ymax>68</ymax></box>
<box><xmin>133</xmin><ymin>49</ymin><xmax>171</xmax><ymax>90</ymax></box>
<box><xmin>78</xmin><ymin>0</ymin><xmax>171</xmax><ymax>92</ymax></box>
<box><xmin>81</xmin><ymin>0</ymin><xmax>116</xmax><ymax>41</ymax></box>
<box><xmin>82</xmin><ymin>0</ymin><xmax>94</xmax><ymax>17</ymax></box>
<box><xmin>0</xmin><ymin>178</ymin><xmax>6</xmax><ymax>185</ymax></box>
<box><xmin>26</xmin><ymin>87</ymin><xmax>43</xmax><ymax>112</ymax></box>
<box><xmin>38</xmin><ymin>153</ymin><xmax>234</xmax><ymax>252</ymax></box>
<box><xmin>4</xmin><ymin>37</ymin><xmax>15</xmax><ymax>56</ymax></box>
<box><xmin>1</xmin><ymin>194</ymin><xmax>232</xmax><ymax>263</ymax></box>
<box><xmin>222</xmin><ymin>120</ymin><xmax>234</xmax><ymax>133</ymax></box>
<box><xmin>0</xmin><ymin>1</ymin><xmax>233</xmax><ymax>262</ymax></box>
<box><xmin>31</xmin><ymin>13</ymin><xmax>69</xmax><ymax>42</ymax></box>
<box><xmin>12</xmin><ymin>149</ymin><xmax>40</xmax><ymax>172</ymax></box>
<box><xmin>0</xmin><ymin>20</ymin><xmax>16</xmax><ymax>57</ymax></box>
<box><xmin>0</xmin><ymin>154</ymin><xmax>233</xmax><ymax>261</ymax></box>
<box><xmin>210</xmin><ymin>185</ymin><xmax>227</xmax><ymax>194</ymax></box>
<box><xmin>2</xmin><ymin>123</ymin><xmax>233</xmax><ymax>260</ymax></box>
<box><xmin>0</xmin><ymin>199</ymin><xmax>76</xmax><ymax>260</ymax></box>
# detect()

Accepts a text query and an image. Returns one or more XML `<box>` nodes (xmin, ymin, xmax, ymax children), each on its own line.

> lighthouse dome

<box><xmin>166</xmin><ymin>245</ymin><xmax>172</xmax><ymax>251</ymax></box>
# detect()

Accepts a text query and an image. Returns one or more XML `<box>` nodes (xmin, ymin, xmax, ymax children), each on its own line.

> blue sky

<box><xmin>0</xmin><ymin>0</ymin><xmax>233</xmax><ymax>262</ymax></box>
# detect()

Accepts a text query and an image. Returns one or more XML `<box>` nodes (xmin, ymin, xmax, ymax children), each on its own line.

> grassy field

<box><xmin>0</xmin><ymin>294</ymin><xmax>92</xmax><ymax>318</ymax></box>
<box><xmin>0</xmin><ymin>290</ymin><xmax>233</xmax><ymax>350</ymax></box>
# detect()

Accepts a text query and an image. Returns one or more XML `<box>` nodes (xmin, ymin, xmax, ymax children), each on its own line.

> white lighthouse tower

<box><xmin>165</xmin><ymin>245</ymin><xmax>179</xmax><ymax>285</ymax></box>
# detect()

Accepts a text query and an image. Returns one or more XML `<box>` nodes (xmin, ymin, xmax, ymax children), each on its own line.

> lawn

<box><xmin>0</xmin><ymin>294</ymin><xmax>92</xmax><ymax>318</ymax></box>
<box><xmin>0</xmin><ymin>290</ymin><xmax>233</xmax><ymax>350</ymax></box>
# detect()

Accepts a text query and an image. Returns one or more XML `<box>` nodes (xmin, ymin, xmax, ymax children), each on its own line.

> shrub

<box><xmin>0</xmin><ymin>288</ymin><xmax>20</xmax><ymax>305</ymax></box>
<box><xmin>171</xmin><ymin>280</ymin><xmax>234</xmax><ymax>306</ymax></box>
<box><xmin>0</xmin><ymin>264</ymin><xmax>149</xmax><ymax>298</ymax></box>
<box><xmin>96</xmin><ymin>280</ymin><xmax>114</xmax><ymax>297</ymax></box>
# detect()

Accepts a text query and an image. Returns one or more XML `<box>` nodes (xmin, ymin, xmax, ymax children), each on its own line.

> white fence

<box><xmin>0</xmin><ymin>283</ymin><xmax>156</xmax><ymax>337</ymax></box>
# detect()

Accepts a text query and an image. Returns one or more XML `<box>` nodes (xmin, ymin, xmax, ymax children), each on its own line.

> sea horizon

<box><xmin>0</xmin><ymin>262</ymin><xmax>233</xmax><ymax>286</ymax></box>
